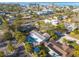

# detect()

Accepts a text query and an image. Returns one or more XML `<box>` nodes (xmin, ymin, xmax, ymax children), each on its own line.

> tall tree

<box><xmin>38</xmin><ymin>49</ymin><xmax>47</xmax><ymax>57</ymax></box>
<box><xmin>15</xmin><ymin>31</ymin><xmax>26</xmax><ymax>44</ymax></box>
<box><xmin>24</xmin><ymin>42</ymin><xmax>33</xmax><ymax>53</ymax></box>
<box><xmin>73</xmin><ymin>50</ymin><xmax>79</xmax><ymax>57</ymax></box>
<box><xmin>7</xmin><ymin>43</ymin><xmax>15</xmax><ymax>53</ymax></box>
<box><xmin>3</xmin><ymin>32</ymin><xmax>13</xmax><ymax>40</ymax></box>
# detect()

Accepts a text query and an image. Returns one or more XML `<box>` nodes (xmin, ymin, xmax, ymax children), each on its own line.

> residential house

<box><xmin>44</xmin><ymin>19</ymin><xmax>60</xmax><ymax>26</ymax></box>
<box><xmin>27</xmin><ymin>30</ymin><xmax>50</xmax><ymax>44</ymax></box>
<box><xmin>47</xmin><ymin>41</ymin><xmax>73</xmax><ymax>57</ymax></box>
<box><xmin>51</xmin><ymin>19</ymin><xmax>59</xmax><ymax>26</ymax></box>
<box><xmin>44</xmin><ymin>19</ymin><xmax>51</xmax><ymax>24</ymax></box>
<box><xmin>64</xmin><ymin>23</ymin><xmax>77</xmax><ymax>32</ymax></box>
<box><xmin>18</xmin><ymin>25</ymin><xmax>36</xmax><ymax>32</ymax></box>
<box><xmin>46</xmin><ymin>46</ymin><xmax>60</xmax><ymax>57</ymax></box>
<box><xmin>36</xmin><ymin>9</ymin><xmax>53</xmax><ymax>15</ymax></box>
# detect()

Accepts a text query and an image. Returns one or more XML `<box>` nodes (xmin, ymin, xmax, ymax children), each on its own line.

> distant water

<box><xmin>0</xmin><ymin>2</ymin><xmax>79</xmax><ymax>7</ymax></box>
<box><xmin>19</xmin><ymin>2</ymin><xmax>79</xmax><ymax>7</ymax></box>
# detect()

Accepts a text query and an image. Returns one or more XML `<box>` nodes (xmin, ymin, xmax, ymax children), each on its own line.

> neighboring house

<box><xmin>46</xmin><ymin>46</ymin><xmax>60</xmax><ymax>57</ymax></box>
<box><xmin>44</xmin><ymin>19</ymin><xmax>60</xmax><ymax>26</ymax></box>
<box><xmin>36</xmin><ymin>9</ymin><xmax>53</xmax><ymax>15</ymax></box>
<box><xmin>27</xmin><ymin>30</ymin><xmax>50</xmax><ymax>43</ymax></box>
<box><xmin>47</xmin><ymin>41</ymin><xmax>73</xmax><ymax>57</ymax></box>
<box><xmin>42</xmin><ymin>33</ymin><xmax>50</xmax><ymax>39</ymax></box>
<box><xmin>63</xmin><ymin>18</ymin><xmax>72</xmax><ymax>23</ymax></box>
<box><xmin>44</xmin><ymin>19</ymin><xmax>51</xmax><ymax>24</ymax></box>
<box><xmin>18</xmin><ymin>25</ymin><xmax>36</xmax><ymax>32</ymax></box>
<box><xmin>51</xmin><ymin>19</ymin><xmax>59</xmax><ymax>26</ymax></box>
<box><xmin>64</xmin><ymin>23</ymin><xmax>77</xmax><ymax>32</ymax></box>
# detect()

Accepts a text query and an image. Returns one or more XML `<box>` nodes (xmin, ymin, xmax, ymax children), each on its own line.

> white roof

<box><xmin>30</xmin><ymin>31</ymin><xmax>46</xmax><ymax>43</ymax></box>
<box><xmin>51</xmin><ymin>19</ymin><xmax>59</xmax><ymax>25</ymax></box>
<box><xmin>30</xmin><ymin>34</ymin><xmax>43</xmax><ymax>42</ymax></box>
<box><xmin>47</xmin><ymin>46</ymin><xmax>60</xmax><ymax>57</ymax></box>
<box><xmin>44</xmin><ymin>19</ymin><xmax>51</xmax><ymax>23</ymax></box>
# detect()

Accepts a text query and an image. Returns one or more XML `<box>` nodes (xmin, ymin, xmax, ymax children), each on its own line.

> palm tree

<box><xmin>7</xmin><ymin>42</ymin><xmax>15</xmax><ymax>53</ymax></box>
<box><xmin>3</xmin><ymin>31</ymin><xmax>13</xmax><ymax>41</ymax></box>
<box><xmin>73</xmin><ymin>50</ymin><xmax>79</xmax><ymax>57</ymax></box>
<box><xmin>38</xmin><ymin>49</ymin><xmax>47</xmax><ymax>57</ymax></box>
<box><xmin>62</xmin><ymin>38</ymin><xmax>69</xmax><ymax>44</ymax></box>
<box><xmin>24</xmin><ymin>42</ymin><xmax>33</xmax><ymax>53</ymax></box>
<box><xmin>14</xmin><ymin>31</ymin><xmax>26</xmax><ymax>44</ymax></box>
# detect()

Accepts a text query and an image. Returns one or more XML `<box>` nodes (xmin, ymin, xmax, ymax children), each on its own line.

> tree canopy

<box><xmin>3</xmin><ymin>32</ymin><xmax>13</xmax><ymax>40</ymax></box>
<box><xmin>15</xmin><ymin>31</ymin><xmax>26</xmax><ymax>43</ymax></box>
<box><xmin>24</xmin><ymin>42</ymin><xmax>33</xmax><ymax>53</ymax></box>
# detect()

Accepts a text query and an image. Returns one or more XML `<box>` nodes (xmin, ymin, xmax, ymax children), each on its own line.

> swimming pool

<box><xmin>27</xmin><ymin>36</ymin><xmax>37</xmax><ymax>43</ymax></box>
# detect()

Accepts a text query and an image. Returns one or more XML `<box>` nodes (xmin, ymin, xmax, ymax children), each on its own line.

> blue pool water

<box><xmin>27</xmin><ymin>36</ymin><xmax>37</xmax><ymax>43</ymax></box>
<box><xmin>33</xmin><ymin>47</ymin><xmax>40</xmax><ymax>53</ymax></box>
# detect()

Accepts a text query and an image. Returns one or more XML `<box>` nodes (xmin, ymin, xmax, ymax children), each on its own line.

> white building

<box><xmin>51</xmin><ymin>19</ymin><xmax>59</xmax><ymax>26</ymax></box>
<box><xmin>64</xmin><ymin>23</ymin><xmax>77</xmax><ymax>32</ymax></box>
<box><xmin>29</xmin><ymin>30</ymin><xmax>50</xmax><ymax>43</ymax></box>
<box><xmin>47</xmin><ymin>46</ymin><xmax>60</xmax><ymax>57</ymax></box>
<box><xmin>36</xmin><ymin>9</ymin><xmax>53</xmax><ymax>15</ymax></box>
<box><xmin>44</xmin><ymin>19</ymin><xmax>51</xmax><ymax>24</ymax></box>
<box><xmin>44</xmin><ymin>19</ymin><xmax>59</xmax><ymax>26</ymax></box>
